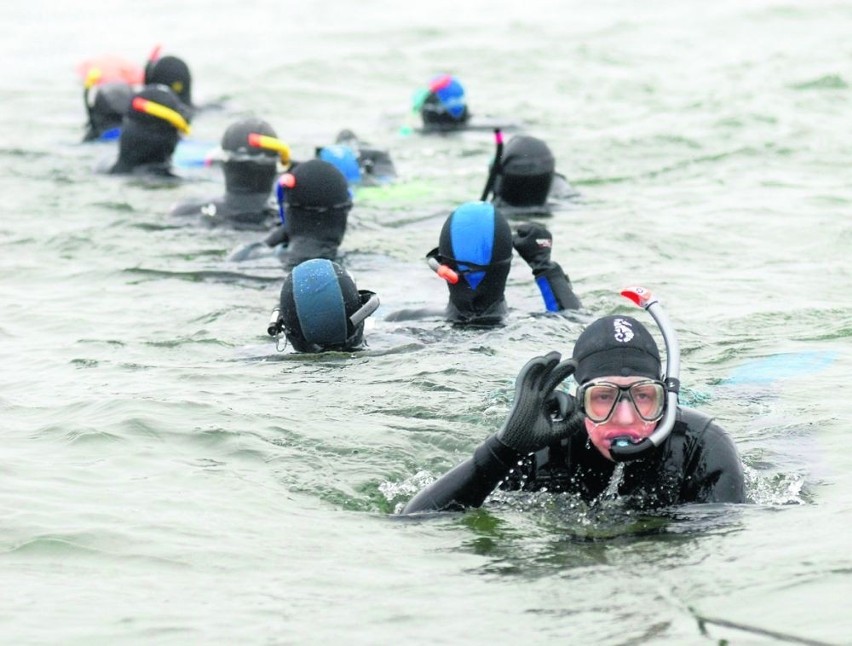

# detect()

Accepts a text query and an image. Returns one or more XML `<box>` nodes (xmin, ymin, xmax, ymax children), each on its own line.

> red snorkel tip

<box><xmin>620</xmin><ymin>286</ymin><xmax>655</xmax><ymax>309</ymax></box>
<box><xmin>148</xmin><ymin>44</ymin><xmax>162</xmax><ymax>63</ymax></box>
<box><xmin>429</xmin><ymin>74</ymin><xmax>453</xmax><ymax>92</ymax></box>
<box><xmin>494</xmin><ymin>128</ymin><xmax>504</xmax><ymax>145</ymax></box>
<box><xmin>437</xmin><ymin>265</ymin><xmax>459</xmax><ymax>284</ymax></box>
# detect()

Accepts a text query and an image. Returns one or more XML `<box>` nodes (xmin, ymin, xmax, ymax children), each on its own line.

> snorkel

<box><xmin>248</xmin><ymin>133</ymin><xmax>291</xmax><ymax>166</ymax></box>
<box><xmin>426</xmin><ymin>252</ymin><xmax>460</xmax><ymax>284</ymax></box>
<box><xmin>608</xmin><ymin>286</ymin><xmax>681</xmax><ymax>462</ymax></box>
<box><xmin>131</xmin><ymin>96</ymin><xmax>191</xmax><ymax>135</ymax></box>
<box><xmin>348</xmin><ymin>292</ymin><xmax>380</xmax><ymax>329</ymax></box>
<box><xmin>275</xmin><ymin>172</ymin><xmax>295</xmax><ymax>227</ymax></box>
<box><xmin>83</xmin><ymin>67</ymin><xmax>102</xmax><ymax>132</ymax></box>
<box><xmin>479</xmin><ymin>128</ymin><xmax>504</xmax><ymax>201</ymax></box>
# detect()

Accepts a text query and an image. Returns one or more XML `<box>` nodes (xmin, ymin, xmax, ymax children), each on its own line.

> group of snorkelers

<box><xmin>81</xmin><ymin>59</ymin><xmax>746</xmax><ymax>512</ymax></box>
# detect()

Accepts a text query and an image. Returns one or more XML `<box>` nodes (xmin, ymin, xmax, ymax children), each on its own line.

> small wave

<box><xmin>791</xmin><ymin>74</ymin><xmax>848</xmax><ymax>90</ymax></box>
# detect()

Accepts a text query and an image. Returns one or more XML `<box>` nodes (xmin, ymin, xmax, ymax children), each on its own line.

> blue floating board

<box><xmin>174</xmin><ymin>140</ymin><xmax>216</xmax><ymax>168</ymax></box>
<box><xmin>723</xmin><ymin>351</ymin><xmax>838</xmax><ymax>385</ymax></box>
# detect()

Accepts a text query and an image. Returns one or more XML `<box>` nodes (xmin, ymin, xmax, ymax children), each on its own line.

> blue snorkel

<box><xmin>608</xmin><ymin>286</ymin><xmax>681</xmax><ymax>462</ymax></box>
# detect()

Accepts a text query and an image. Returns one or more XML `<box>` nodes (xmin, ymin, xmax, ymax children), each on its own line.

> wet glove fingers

<box><xmin>540</xmin><ymin>358</ymin><xmax>577</xmax><ymax>400</ymax></box>
<box><xmin>546</xmin><ymin>390</ymin><xmax>577</xmax><ymax>420</ymax></box>
<box><xmin>512</xmin><ymin>223</ymin><xmax>553</xmax><ymax>269</ymax></box>
<box><xmin>498</xmin><ymin>352</ymin><xmax>565</xmax><ymax>454</ymax></box>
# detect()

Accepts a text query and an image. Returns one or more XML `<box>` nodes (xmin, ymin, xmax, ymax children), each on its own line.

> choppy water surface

<box><xmin>1</xmin><ymin>0</ymin><xmax>850</xmax><ymax>643</ymax></box>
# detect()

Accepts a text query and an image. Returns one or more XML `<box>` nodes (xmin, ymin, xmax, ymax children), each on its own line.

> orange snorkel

<box><xmin>426</xmin><ymin>255</ymin><xmax>459</xmax><ymax>284</ymax></box>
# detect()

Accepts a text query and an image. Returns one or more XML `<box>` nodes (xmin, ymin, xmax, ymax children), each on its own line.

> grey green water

<box><xmin>1</xmin><ymin>0</ymin><xmax>850</xmax><ymax>643</ymax></box>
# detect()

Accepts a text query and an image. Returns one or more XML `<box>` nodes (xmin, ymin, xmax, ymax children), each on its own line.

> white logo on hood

<box><xmin>612</xmin><ymin>318</ymin><xmax>634</xmax><ymax>343</ymax></box>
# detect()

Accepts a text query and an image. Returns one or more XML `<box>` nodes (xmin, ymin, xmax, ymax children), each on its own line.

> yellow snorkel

<box><xmin>248</xmin><ymin>133</ymin><xmax>291</xmax><ymax>166</ymax></box>
<box><xmin>131</xmin><ymin>97</ymin><xmax>191</xmax><ymax>135</ymax></box>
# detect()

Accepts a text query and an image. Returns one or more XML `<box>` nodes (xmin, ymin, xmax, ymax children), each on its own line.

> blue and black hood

<box><xmin>278</xmin><ymin>259</ymin><xmax>378</xmax><ymax>353</ymax></box>
<box><xmin>432</xmin><ymin>201</ymin><xmax>512</xmax><ymax>325</ymax></box>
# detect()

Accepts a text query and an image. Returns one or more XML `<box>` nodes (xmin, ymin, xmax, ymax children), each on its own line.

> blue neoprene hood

<box><xmin>291</xmin><ymin>259</ymin><xmax>348</xmax><ymax>346</ymax></box>
<box><xmin>449</xmin><ymin>201</ymin><xmax>495</xmax><ymax>290</ymax></box>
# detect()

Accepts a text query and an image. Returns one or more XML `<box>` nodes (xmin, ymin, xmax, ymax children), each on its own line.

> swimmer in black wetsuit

<box><xmin>266</xmin><ymin>258</ymin><xmax>379</xmax><ymax>353</ymax></box>
<box><xmin>385</xmin><ymin>201</ymin><xmax>581</xmax><ymax>325</ymax></box>
<box><xmin>261</xmin><ymin>159</ymin><xmax>353</xmax><ymax>270</ymax></box>
<box><xmin>414</xmin><ymin>75</ymin><xmax>470</xmax><ymax>133</ymax></box>
<box><xmin>169</xmin><ymin>118</ymin><xmax>289</xmax><ymax>229</ymax></box>
<box><xmin>481</xmin><ymin>134</ymin><xmax>579</xmax><ymax>217</ymax></box>
<box><xmin>82</xmin><ymin>80</ymin><xmax>133</xmax><ymax>142</ymax></box>
<box><xmin>410</xmin><ymin>75</ymin><xmax>519</xmax><ymax>135</ymax></box>
<box><xmin>103</xmin><ymin>85</ymin><xmax>191</xmax><ymax>177</ymax></box>
<box><xmin>316</xmin><ymin>129</ymin><xmax>397</xmax><ymax>187</ymax></box>
<box><xmin>403</xmin><ymin>294</ymin><xmax>746</xmax><ymax>513</ymax></box>
<box><xmin>144</xmin><ymin>52</ymin><xmax>194</xmax><ymax>116</ymax></box>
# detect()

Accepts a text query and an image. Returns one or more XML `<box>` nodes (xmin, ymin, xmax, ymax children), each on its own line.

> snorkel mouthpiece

<box><xmin>267</xmin><ymin>307</ymin><xmax>283</xmax><ymax>336</ymax></box>
<box><xmin>609</xmin><ymin>286</ymin><xmax>681</xmax><ymax>462</ymax></box>
<box><xmin>611</xmin><ymin>436</ymin><xmax>634</xmax><ymax>449</ymax></box>
<box><xmin>426</xmin><ymin>256</ymin><xmax>459</xmax><ymax>284</ymax></box>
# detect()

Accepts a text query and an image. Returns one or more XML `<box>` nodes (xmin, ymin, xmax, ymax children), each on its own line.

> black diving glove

<box><xmin>512</xmin><ymin>223</ymin><xmax>554</xmax><ymax>274</ymax></box>
<box><xmin>496</xmin><ymin>351</ymin><xmax>578</xmax><ymax>455</ymax></box>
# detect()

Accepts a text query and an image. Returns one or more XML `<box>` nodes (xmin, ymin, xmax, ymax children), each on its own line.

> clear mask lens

<box><xmin>581</xmin><ymin>380</ymin><xmax>665</xmax><ymax>423</ymax></box>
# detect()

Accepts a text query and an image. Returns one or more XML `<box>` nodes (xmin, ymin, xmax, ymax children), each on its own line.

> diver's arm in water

<box><xmin>383</xmin><ymin>307</ymin><xmax>447</xmax><ymax>322</ymax></box>
<box><xmin>264</xmin><ymin>225</ymin><xmax>289</xmax><ymax>248</ymax></box>
<box><xmin>403</xmin><ymin>353</ymin><xmax>580</xmax><ymax>514</ymax></box>
<box><xmin>512</xmin><ymin>223</ymin><xmax>581</xmax><ymax>311</ymax></box>
<box><xmin>169</xmin><ymin>197</ymin><xmax>211</xmax><ymax>217</ymax></box>
<box><xmin>402</xmin><ymin>434</ymin><xmax>523</xmax><ymax>513</ymax></box>
<box><xmin>533</xmin><ymin>262</ymin><xmax>582</xmax><ymax>311</ymax></box>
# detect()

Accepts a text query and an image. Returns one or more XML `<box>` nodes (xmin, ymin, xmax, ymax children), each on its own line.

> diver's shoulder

<box><xmin>676</xmin><ymin>406</ymin><xmax>717</xmax><ymax>431</ymax></box>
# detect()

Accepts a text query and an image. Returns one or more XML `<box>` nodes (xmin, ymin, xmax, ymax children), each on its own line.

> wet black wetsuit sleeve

<box><xmin>681</xmin><ymin>417</ymin><xmax>746</xmax><ymax>503</ymax></box>
<box><xmin>264</xmin><ymin>225</ymin><xmax>289</xmax><ymax>248</ymax></box>
<box><xmin>169</xmin><ymin>197</ymin><xmax>209</xmax><ymax>217</ymax></box>
<box><xmin>533</xmin><ymin>262</ymin><xmax>581</xmax><ymax>311</ymax></box>
<box><xmin>383</xmin><ymin>307</ymin><xmax>448</xmax><ymax>322</ymax></box>
<box><xmin>401</xmin><ymin>434</ymin><xmax>523</xmax><ymax>514</ymax></box>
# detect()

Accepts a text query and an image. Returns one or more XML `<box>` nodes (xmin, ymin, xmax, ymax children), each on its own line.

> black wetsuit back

<box><xmin>170</xmin><ymin>192</ymin><xmax>277</xmax><ymax>229</ymax></box>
